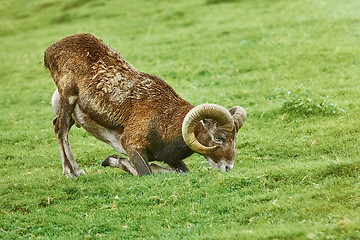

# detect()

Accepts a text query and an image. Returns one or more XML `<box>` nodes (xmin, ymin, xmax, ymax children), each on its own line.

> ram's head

<box><xmin>182</xmin><ymin>104</ymin><xmax>247</xmax><ymax>171</ymax></box>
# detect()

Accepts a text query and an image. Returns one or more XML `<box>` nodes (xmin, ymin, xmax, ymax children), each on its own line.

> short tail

<box><xmin>44</xmin><ymin>49</ymin><xmax>50</xmax><ymax>69</ymax></box>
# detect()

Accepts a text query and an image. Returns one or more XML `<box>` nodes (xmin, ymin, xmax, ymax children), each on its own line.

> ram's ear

<box><xmin>229</xmin><ymin>106</ymin><xmax>247</xmax><ymax>132</ymax></box>
<box><xmin>201</xmin><ymin>119</ymin><xmax>213</xmax><ymax>131</ymax></box>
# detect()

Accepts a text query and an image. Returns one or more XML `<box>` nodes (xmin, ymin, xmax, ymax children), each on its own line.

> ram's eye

<box><xmin>214</xmin><ymin>138</ymin><xmax>224</xmax><ymax>144</ymax></box>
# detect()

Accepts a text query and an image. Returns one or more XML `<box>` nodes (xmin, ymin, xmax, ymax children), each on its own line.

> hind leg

<box><xmin>52</xmin><ymin>88</ymin><xmax>84</xmax><ymax>177</ymax></box>
<box><xmin>102</xmin><ymin>155</ymin><xmax>175</xmax><ymax>175</ymax></box>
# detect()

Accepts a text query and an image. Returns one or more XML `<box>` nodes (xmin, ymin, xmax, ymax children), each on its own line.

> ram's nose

<box><xmin>219</xmin><ymin>163</ymin><xmax>233</xmax><ymax>172</ymax></box>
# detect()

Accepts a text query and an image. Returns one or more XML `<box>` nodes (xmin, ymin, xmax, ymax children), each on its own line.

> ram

<box><xmin>44</xmin><ymin>33</ymin><xmax>246</xmax><ymax>177</ymax></box>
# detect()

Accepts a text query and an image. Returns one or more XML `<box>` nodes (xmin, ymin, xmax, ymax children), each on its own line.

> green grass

<box><xmin>1</xmin><ymin>0</ymin><xmax>360</xmax><ymax>239</ymax></box>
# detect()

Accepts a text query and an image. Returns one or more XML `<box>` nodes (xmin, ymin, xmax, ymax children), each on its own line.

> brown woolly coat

<box><xmin>45</xmin><ymin>33</ymin><xmax>195</xmax><ymax>157</ymax></box>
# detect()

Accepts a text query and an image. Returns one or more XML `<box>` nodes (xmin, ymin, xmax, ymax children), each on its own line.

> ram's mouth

<box><xmin>206</xmin><ymin>158</ymin><xmax>234</xmax><ymax>172</ymax></box>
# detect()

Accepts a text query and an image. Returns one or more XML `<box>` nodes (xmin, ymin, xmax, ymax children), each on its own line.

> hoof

<box><xmin>63</xmin><ymin>168</ymin><xmax>85</xmax><ymax>178</ymax></box>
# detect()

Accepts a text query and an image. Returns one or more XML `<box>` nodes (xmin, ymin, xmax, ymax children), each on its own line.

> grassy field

<box><xmin>1</xmin><ymin>0</ymin><xmax>360</xmax><ymax>239</ymax></box>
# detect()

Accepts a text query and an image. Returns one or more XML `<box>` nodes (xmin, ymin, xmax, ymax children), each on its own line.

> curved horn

<box><xmin>229</xmin><ymin>106</ymin><xmax>247</xmax><ymax>132</ymax></box>
<box><xmin>182</xmin><ymin>104</ymin><xmax>235</xmax><ymax>155</ymax></box>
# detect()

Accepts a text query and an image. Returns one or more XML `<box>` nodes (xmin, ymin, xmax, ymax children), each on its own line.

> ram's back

<box><xmin>44</xmin><ymin>33</ymin><xmax>191</xmax><ymax>130</ymax></box>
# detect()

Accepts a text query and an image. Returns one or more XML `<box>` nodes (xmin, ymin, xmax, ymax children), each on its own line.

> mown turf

<box><xmin>1</xmin><ymin>0</ymin><xmax>360</xmax><ymax>239</ymax></box>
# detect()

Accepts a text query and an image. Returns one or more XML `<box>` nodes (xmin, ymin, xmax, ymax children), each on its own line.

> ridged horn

<box><xmin>182</xmin><ymin>103</ymin><xmax>235</xmax><ymax>155</ymax></box>
<box><xmin>229</xmin><ymin>106</ymin><xmax>247</xmax><ymax>132</ymax></box>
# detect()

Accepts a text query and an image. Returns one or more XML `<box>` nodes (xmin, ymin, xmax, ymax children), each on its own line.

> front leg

<box><xmin>168</xmin><ymin>160</ymin><xmax>189</xmax><ymax>173</ymax></box>
<box><xmin>102</xmin><ymin>155</ymin><xmax>175</xmax><ymax>174</ymax></box>
<box><xmin>103</xmin><ymin>149</ymin><xmax>152</xmax><ymax>176</ymax></box>
<box><xmin>130</xmin><ymin>149</ymin><xmax>152</xmax><ymax>175</ymax></box>
<box><xmin>149</xmin><ymin>163</ymin><xmax>176</xmax><ymax>174</ymax></box>
<box><xmin>102</xmin><ymin>155</ymin><xmax>138</xmax><ymax>176</ymax></box>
